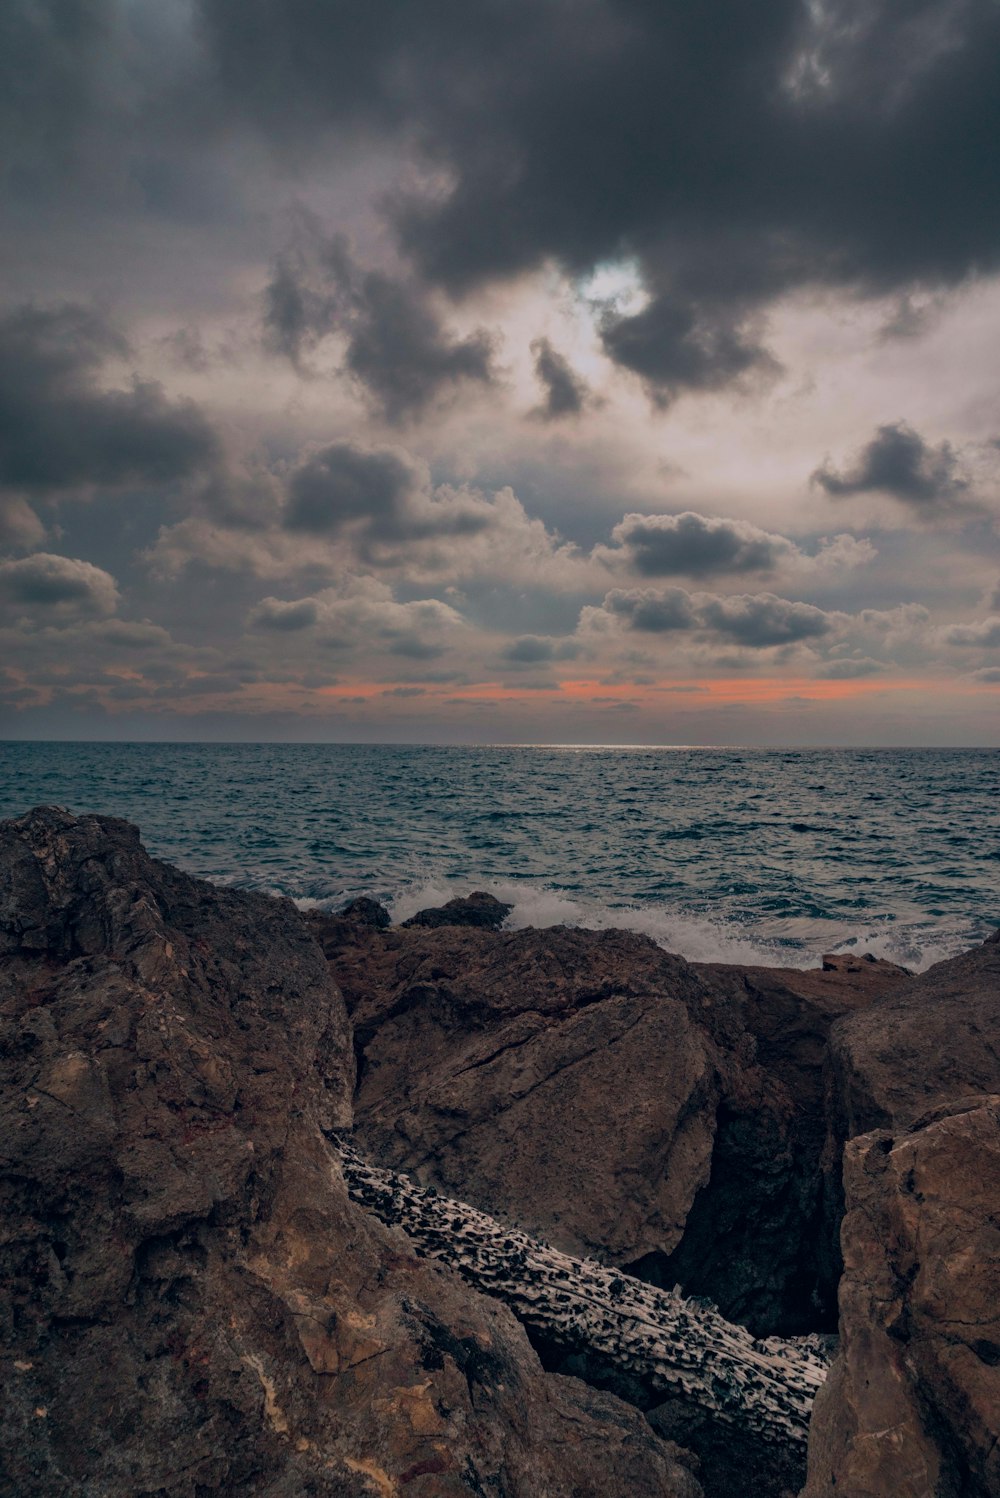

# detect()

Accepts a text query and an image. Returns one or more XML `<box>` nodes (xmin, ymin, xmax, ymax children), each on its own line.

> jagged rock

<box><xmin>340</xmin><ymin>924</ymin><xmax>722</xmax><ymax>1272</ymax></box>
<box><xmin>801</xmin><ymin>934</ymin><xmax>1000</xmax><ymax>1496</ymax></box>
<box><xmin>340</xmin><ymin>894</ymin><xmax>392</xmax><ymax>929</ymax></box>
<box><xmin>0</xmin><ymin>808</ymin><xmax>702</xmax><ymax>1498</ymax></box>
<box><xmin>825</xmin><ymin>928</ymin><xmax>1000</xmax><ymax>1136</ymax></box>
<box><xmin>658</xmin><ymin>954</ymin><xmax>911</xmax><ymax>1335</ymax></box>
<box><xmin>804</xmin><ymin>1097</ymin><xmax>1000</xmax><ymax>1497</ymax></box>
<box><xmin>336</xmin><ymin>1136</ymin><xmax>831</xmax><ymax>1498</ymax></box>
<box><xmin>402</xmin><ymin>890</ymin><xmax>513</xmax><ymax>930</ymax></box>
<box><xmin>325</xmin><ymin>920</ymin><xmax>901</xmax><ymax>1336</ymax></box>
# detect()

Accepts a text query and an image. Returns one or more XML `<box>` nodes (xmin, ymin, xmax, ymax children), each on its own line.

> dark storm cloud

<box><xmin>530</xmin><ymin>338</ymin><xmax>589</xmax><ymax>419</ymax></box>
<box><xmin>599</xmin><ymin>298</ymin><xmax>778</xmax><ymax>406</ymax></box>
<box><xmin>284</xmin><ymin>444</ymin><xmax>415</xmax><ymax>534</ymax></box>
<box><xmin>281</xmin><ymin>440</ymin><xmax>495</xmax><ymax>559</ymax></box>
<box><xmin>604</xmin><ymin>588</ymin><xmax>696</xmax><ymax>633</ymax></box>
<box><xmin>262</xmin><ymin>235</ymin><xmax>496</xmax><ymax>421</ymax></box>
<box><xmin>604</xmin><ymin>586</ymin><xmax>833</xmax><ymax>645</ymax></box>
<box><xmin>698</xmin><ymin>593</ymin><xmax>832</xmax><ymax>647</ymax></box>
<box><xmin>0</xmin><ymin>303</ymin><xmax>217</xmax><ymax>497</ymax></box>
<box><xmin>611</xmin><ymin>512</ymin><xmax>793</xmax><ymax>577</ymax></box>
<box><xmin>0</xmin><ymin>552</ymin><xmax>119</xmax><ymax>622</ymax></box>
<box><xmin>812</xmin><ymin>422</ymin><xmax>969</xmax><ymax>508</ymax></box>
<box><xmin>199</xmin><ymin>0</ymin><xmax>1000</xmax><ymax>400</ymax></box>
<box><xmin>248</xmin><ymin>598</ymin><xmax>321</xmax><ymax>632</ymax></box>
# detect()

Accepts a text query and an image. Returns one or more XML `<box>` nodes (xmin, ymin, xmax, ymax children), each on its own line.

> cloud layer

<box><xmin>2</xmin><ymin>1</ymin><xmax>999</xmax><ymax>742</ymax></box>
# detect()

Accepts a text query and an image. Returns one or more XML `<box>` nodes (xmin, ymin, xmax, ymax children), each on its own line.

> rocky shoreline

<box><xmin>2</xmin><ymin>807</ymin><xmax>998</xmax><ymax>1496</ymax></box>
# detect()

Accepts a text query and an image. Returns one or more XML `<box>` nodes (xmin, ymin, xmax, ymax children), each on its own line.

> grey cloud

<box><xmin>812</xmin><ymin>422</ymin><xmax>968</xmax><ymax>508</ymax></box>
<box><xmin>698</xmin><ymin>593</ymin><xmax>833</xmax><ymax>647</ymax></box>
<box><xmin>0</xmin><ymin>495</ymin><xmax>46</xmax><ymax>548</ymax></box>
<box><xmin>285</xmin><ymin>444</ymin><xmax>416</xmax><ymax>534</ymax></box>
<box><xmin>9</xmin><ymin>0</ymin><xmax>1000</xmax><ymax>416</ymax></box>
<box><xmin>0</xmin><ymin>303</ymin><xmax>217</xmax><ymax>497</ymax></box>
<box><xmin>603</xmin><ymin>585</ymin><xmax>833</xmax><ymax>646</ymax></box>
<box><xmin>501</xmin><ymin>634</ymin><xmax>581</xmax><ymax>665</ymax></box>
<box><xmin>262</xmin><ymin>233</ymin><xmax>496</xmax><ymax>421</ymax></box>
<box><xmin>969</xmin><ymin>666</ymin><xmax>1000</xmax><ymax>683</ymax></box>
<box><xmin>600</xmin><ymin>297</ymin><xmax>778</xmax><ymax>407</ymax></box>
<box><xmin>0</xmin><ymin>551</ymin><xmax>119</xmax><ymax>622</ymax></box>
<box><xmin>942</xmin><ymin>617</ymin><xmax>1000</xmax><ymax>647</ymax></box>
<box><xmin>604</xmin><ymin>587</ymin><xmax>697</xmax><ymax>633</ymax></box>
<box><xmin>386</xmin><ymin>635</ymin><xmax>444</xmax><ymax>660</ymax></box>
<box><xmin>503</xmin><ymin>635</ymin><xmax>556</xmax><ymax>663</ymax></box>
<box><xmin>610</xmin><ymin>512</ymin><xmax>794</xmax><ymax>577</ymax></box>
<box><xmin>530</xmin><ymin>338</ymin><xmax>589</xmax><ymax>419</ymax></box>
<box><xmin>816</xmin><ymin>657</ymin><xmax>884</xmax><ymax>679</ymax></box>
<box><xmin>201</xmin><ymin>0</ymin><xmax>1000</xmax><ymax>402</ymax></box>
<box><xmin>248</xmin><ymin>597</ymin><xmax>321</xmax><ymax>631</ymax></box>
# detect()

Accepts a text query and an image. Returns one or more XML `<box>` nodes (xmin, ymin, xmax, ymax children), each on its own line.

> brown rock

<box><xmin>401</xmin><ymin>890</ymin><xmax>513</xmax><ymax>930</ymax></box>
<box><xmin>0</xmin><ymin>808</ymin><xmax>700</xmax><ymax>1498</ymax></box>
<box><xmin>327</xmin><ymin>920</ymin><xmax>901</xmax><ymax>1337</ymax></box>
<box><xmin>826</xmin><ymin>929</ymin><xmax>1000</xmax><ymax>1136</ymax></box>
<box><xmin>342</xmin><ymin>924</ymin><xmax>722</xmax><ymax>1267</ymax></box>
<box><xmin>804</xmin><ymin>1097</ymin><xmax>1000</xmax><ymax>1498</ymax></box>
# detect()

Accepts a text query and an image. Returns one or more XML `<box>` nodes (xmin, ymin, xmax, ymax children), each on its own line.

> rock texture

<box><xmin>0</xmin><ymin>808</ymin><xmax>701</xmax><ymax>1498</ymax></box>
<box><xmin>320</xmin><ymin>914</ymin><xmax>905</xmax><ymax>1336</ymax></box>
<box><xmin>804</xmin><ymin>934</ymin><xmax>1000</xmax><ymax>1497</ymax></box>
<box><xmin>402</xmin><ymin>891</ymin><xmax>512</xmax><ymax>931</ymax></box>
<box><xmin>338</xmin><ymin>1136</ymin><xmax>831</xmax><ymax>1498</ymax></box>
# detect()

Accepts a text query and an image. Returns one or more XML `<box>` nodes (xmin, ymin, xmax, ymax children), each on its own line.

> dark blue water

<box><xmin>1</xmin><ymin>742</ymin><xmax>997</xmax><ymax>969</ymax></box>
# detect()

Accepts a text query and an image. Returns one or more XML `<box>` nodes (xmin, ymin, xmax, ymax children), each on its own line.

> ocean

<box><xmin>1</xmin><ymin>741</ymin><xmax>997</xmax><ymax>971</ymax></box>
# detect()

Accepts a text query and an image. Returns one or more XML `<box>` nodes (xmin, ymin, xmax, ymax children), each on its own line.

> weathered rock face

<box><xmin>337</xmin><ymin>923</ymin><xmax>725</xmax><ymax>1269</ymax></box>
<box><xmin>804</xmin><ymin>1098</ymin><xmax>1000</xmax><ymax>1498</ymax></box>
<box><xmin>323</xmin><ymin>914</ymin><xmax>903</xmax><ymax>1337</ymax></box>
<box><xmin>0</xmin><ymin>809</ymin><xmax>701</xmax><ymax>1498</ymax></box>
<box><xmin>826</xmin><ymin>929</ymin><xmax>1000</xmax><ymax>1137</ymax></box>
<box><xmin>802</xmin><ymin>933</ymin><xmax>1000</xmax><ymax>1497</ymax></box>
<box><xmin>658</xmin><ymin>954</ymin><xmax>911</xmax><ymax>1336</ymax></box>
<box><xmin>402</xmin><ymin>891</ymin><xmax>513</xmax><ymax>930</ymax></box>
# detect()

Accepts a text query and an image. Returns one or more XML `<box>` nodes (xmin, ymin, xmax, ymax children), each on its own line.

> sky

<box><xmin>2</xmin><ymin>0</ymin><xmax>1000</xmax><ymax>745</ymax></box>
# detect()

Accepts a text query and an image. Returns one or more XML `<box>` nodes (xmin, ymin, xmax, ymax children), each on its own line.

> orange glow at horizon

<box><xmin>311</xmin><ymin>674</ymin><xmax>992</xmax><ymax>707</ymax></box>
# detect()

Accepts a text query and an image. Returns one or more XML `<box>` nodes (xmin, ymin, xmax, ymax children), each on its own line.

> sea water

<box><xmin>0</xmin><ymin>741</ymin><xmax>997</xmax><ymax>970</ymax></box>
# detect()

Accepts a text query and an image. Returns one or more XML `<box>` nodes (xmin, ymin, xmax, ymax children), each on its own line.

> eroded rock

<box><xmin>0</xmin><ymin>808</ymin><xmax>701</xmax><ymax>1498</ymax></box>
<box><xmin>805</xmin><ymin>1098</ymin><xmax>1000</xmax><ymax>1497</ymax></box>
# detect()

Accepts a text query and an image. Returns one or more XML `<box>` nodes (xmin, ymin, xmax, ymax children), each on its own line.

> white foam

<box><xmin>313</xmin><ymin>873</ymin><xmax>983</xmax><ymax>975</ymax></box>
<box><xmin>390</xmin><ymin>876</ymin><xmax>804</xmax><ymax>968</ymax></box>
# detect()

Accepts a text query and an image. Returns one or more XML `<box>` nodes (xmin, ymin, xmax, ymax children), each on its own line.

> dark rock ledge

<box><xmin>2</xmin><ymin>806</ymin><xmax>998</xmax><ymax>1498</ymax></box>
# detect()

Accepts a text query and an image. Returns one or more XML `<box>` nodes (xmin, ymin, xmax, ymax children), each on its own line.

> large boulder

<box><xmin>0</xmin><ymin>808</ymin><xmax>700</xmax><ymax>1498</ymax></box>
<box><xmin>317</xmin><ymin>915</ymin><xmax>904</xmax><ymax>1337</ymax></box>
<box><xmin>805</xmin><ymin>1098</ymin><xmax>1000</xmax><ymax>1497</ymax></box>
<box><xmin>803</xmin><ymin>933</ymin><xmax>1000</xmax><ymax>1496</ymax></box>
<box><xmin>825</xmin><ymin>929</ymin><xmax>1000</xmax><ymax>1137</ymax></box>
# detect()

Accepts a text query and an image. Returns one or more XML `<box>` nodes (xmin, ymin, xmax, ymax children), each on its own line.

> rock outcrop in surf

<box><xmin>2</xmin><ymin>806</ymin><xmax>997</xmax><ymax>1497</ymax></box>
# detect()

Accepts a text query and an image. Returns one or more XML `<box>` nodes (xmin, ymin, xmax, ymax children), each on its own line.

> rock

<box><xmin>340</xmin><ymin>894</ymin><xmax>392</xmax><ymax>929</ymax></box>
<box><xmin>825</xmin><ymin>928</ymin><xmax>1000</xmax><ymax>1136</ymax></box>
<box><xmin>0</xmin><ymin>808</ymin><xmax>701</xmax><ymax>1498</ymax></box>
<box><xmin>802</xmin><ymin>932</ymin><xmax>1000</xmax><ymax>1496</ymax></box>
<box><xmin>804</xmin><ymin>1098</ymin><xmax>1000</xmax><ymax>1497</ymax></box>
<box><xmin>402</xmin><ymin>890</ymin><xmax>513</xmax><ymax>930</ymax></box>
<box><xmin>344</xmin><ymin>924</ymin><xmax>722</xmax><ymax>1271</ymax></box>
<box><xmin>660</xmin><ymin>955</ymin><xmax>912</xmax><ymax>1336</ymax></box>
<box><xmin>333</xmin><ymin>922</ymin><xmax>899</xmax><ymax>1337</ymax></box>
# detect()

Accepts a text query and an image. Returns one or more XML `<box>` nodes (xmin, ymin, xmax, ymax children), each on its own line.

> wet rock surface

<box><xmin>0</xmin><ymin>809</ymin><xmax>701</xmax><ymax>1498</ymax></box>
<box><xmin>401</xmin><ymin>891</ymin><xmax>513</xmax><ymax>930</ymax></box>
